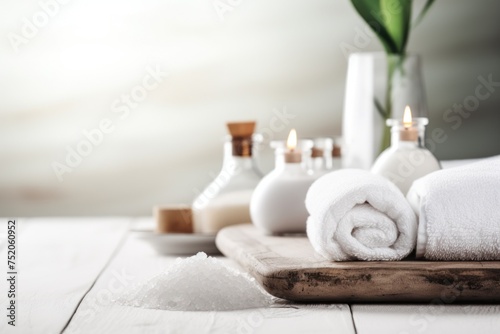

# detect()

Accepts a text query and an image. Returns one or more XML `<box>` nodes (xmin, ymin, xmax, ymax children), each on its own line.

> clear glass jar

<box><xmin>332</xmin><ymin>136</ymin><xmax>342</xmax><ymax>170</ymax></box>
<box><xmin>311</xmin><ymin>137</ymin><xmax>334</xmax><ymax>175</ymax></box>
<box><xmin>371</xmin><ymin>116</ymin><xmax>441</xmax><ymax>194</ymax></box>
<box><xmin>343</xmin><ymin>53</ymin><xmax>428</xmax><ymax>169</ymax></box>
<box><xmin>192</xmin><ymin>133</ymin><xmax>263</xmax><ymax>234</ymax></box>
<box><xmin>250</xmin><ymin>139</ymin><xmax>316</xmax><ymax>234</ymax></box>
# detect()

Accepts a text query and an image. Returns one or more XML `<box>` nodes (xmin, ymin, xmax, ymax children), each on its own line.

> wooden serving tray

<box><xmin>216</xmin><ymin>225</ymin><xmax>500</xmax><ymax>302</ymax></box>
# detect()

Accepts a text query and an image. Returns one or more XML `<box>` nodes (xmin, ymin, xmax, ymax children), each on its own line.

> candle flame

<box><xmin>403</xmin><ymin>106</ymin><xmax>413</xmax><ymax>128</ymax></box>
<box><xmin>287</xmin><ymin>128</ymin><xmax>297</xmax><ymax>150</ymax></box>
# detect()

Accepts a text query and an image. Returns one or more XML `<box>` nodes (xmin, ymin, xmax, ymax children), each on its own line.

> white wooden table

<box><xmin>1</xmin><ymin>218</ymin><xmax>499</xmax><ymax>334</ymax></box>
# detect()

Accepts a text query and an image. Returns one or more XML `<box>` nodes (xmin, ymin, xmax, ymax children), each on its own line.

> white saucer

<box><xmin>136</xmin><ymin>231</ymin><xmax>221</xmax><ymax>256</ymax></box>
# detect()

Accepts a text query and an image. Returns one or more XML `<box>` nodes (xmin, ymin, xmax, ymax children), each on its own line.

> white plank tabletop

<box><xmin>64</xmin><ymin>221</ymin><xmax>355</xmax><ymax>334</ymax></box>
<box><xmin>1</xmin><ymin>218</ymin><xmax>500</xmax><ymax>334</ymax></box>
<box><xmin>352</xmin><ymin>305</ymin><xmax>500</xmax><ymax>334</ymax></box>
<box><xmin>0</xmin><ymin>218</ymin><xmax>130</xmax><ymax>334</ymax></box>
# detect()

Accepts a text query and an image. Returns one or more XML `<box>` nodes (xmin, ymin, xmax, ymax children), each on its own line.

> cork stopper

<box><xmin>332</xmin><ymin>145</ymin><xmax>341</xmax><ymax>157</ymax></box>
<box><xmin>311</xmin><ymin>137</ymin><xmax>333</xmax><ymax>158</ymax></box>
<box><xmin>154</xmin><ymin>205</ymin><xmax>193</xmax><ymax>234</ymax></box>
<box><xmin>226</xmin><ymin>121</ymin><xmax>256</xmax><ymax>157</ymax></box>
<box><xmin>226</xmin><ymin>121</ymin><xmax>255</xmax><ymax>137</ymax></box>
<box><xmin>311</xmin><ymin>147</ymin><xmax>324</xmax><ymax>158</ymax></box>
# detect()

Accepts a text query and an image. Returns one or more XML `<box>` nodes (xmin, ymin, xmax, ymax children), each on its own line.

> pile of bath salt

<box><xmin>116</xmin><ymin>252</ymin><xmax>273</xmax><ymax>311</ymax></box>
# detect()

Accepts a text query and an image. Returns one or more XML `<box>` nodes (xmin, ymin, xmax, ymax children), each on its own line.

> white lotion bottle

<box><xmin>250</xmin><ymin>129</ymin><xmax>316</xmax><ymax>235</ymax></box>
<box><xmin>371</xmin><ymin>106</ymin><xmax>441</xmax><ymax>194</ymax></box>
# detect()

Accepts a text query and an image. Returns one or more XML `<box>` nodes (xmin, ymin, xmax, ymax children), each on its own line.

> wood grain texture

<box><xmin>65</xmin><ymin>218</ymin><xmax>355</xmax><ymax>334</ymax></box>
<box><xmin>0</xmin><ymin>218</ymin><xmax>130</xmax><ymax>334</ymax></box>
<box><xmin>216</xmin><ymin>225</ymin><xmax>500</xmax><ymax>303</ymax></box>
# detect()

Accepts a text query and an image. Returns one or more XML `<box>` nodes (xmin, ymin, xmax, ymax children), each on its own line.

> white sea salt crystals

<box><xmin>117</xmin><ymin>252</ymin><xmax>273</xmax><ymax>311</ymax></box>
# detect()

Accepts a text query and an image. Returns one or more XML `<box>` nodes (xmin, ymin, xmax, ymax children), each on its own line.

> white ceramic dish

<box><xmin>136</xmin><ymin>231</ymin><xmax>221</xmax><ymax>256</ymax></box>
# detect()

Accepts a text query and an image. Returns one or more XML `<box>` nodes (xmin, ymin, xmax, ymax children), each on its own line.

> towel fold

<box><xmin>306</xmin><ymin>169</ymin><xmax>417</xmax><ymax>261</ymax></box>
<box><xmin>407</xmin><ymin>156</ymin><xmax>500</xmax><ymax>260</ymax></box>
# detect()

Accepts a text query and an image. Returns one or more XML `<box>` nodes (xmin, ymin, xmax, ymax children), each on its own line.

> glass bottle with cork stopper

<box><xmin>192</xmin><ymin>121</ymin><xmax>262</xmax><ymax>234</ymax></box>
<box><xmin>371</xmin><ymin>106</ymin><xmax>441</xmax><ymax>194</ymax></box>
<box><xmin>311</xmin><ymin>137</ymin><xmax>334</xmax><ymax>175</ymax></box>
<box><xmin>332</xmin><ymin>138</ymin><xmax>342</xmax><ymax>170</ymax></box>
<box><xmin>250</xmin><ymin>129</ymin><xmax>316</xmax><ymax>235</ymax></box>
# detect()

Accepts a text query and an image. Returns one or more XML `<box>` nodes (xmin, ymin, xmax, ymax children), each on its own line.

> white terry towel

<box><xmin>306</xmin><ymin>169</ymin><xmax>417</xmax><ymax>261</ymax></box>
<box><xmin>407</xmin><ymin>156</ymin><xmax>500</xmax><ymax>260</ymax></box>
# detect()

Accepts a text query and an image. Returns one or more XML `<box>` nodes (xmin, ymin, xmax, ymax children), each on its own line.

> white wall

<box><xmin>1</xmin><ymin>0</ymin><xmax>499</xmax><ymax>216</ymax></box>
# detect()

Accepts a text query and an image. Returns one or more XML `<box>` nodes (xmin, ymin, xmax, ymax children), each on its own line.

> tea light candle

<box><xmin>284</xmin><ymin>128</ymin><xmax>301</xmax><ymax>163</ymax></box>
<box><xmin>371</xmin><ymin>105</ymin><xmax>441</xmax><ymax>194</ymax></box>
<box><xmin>400</xmin><ymin>106</ymin><xmax>418</xmax><ymax>142</ymax></box>
<box><xmin>250</xmin><ymin>129</ymin><xmax>316</xmax><ymax>235</ymax></box>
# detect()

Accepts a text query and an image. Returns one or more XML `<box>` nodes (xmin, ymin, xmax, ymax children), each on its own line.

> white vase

<box><xmin>342</xmin><ymin>53</ymin><xmax>428</xmax><ymax>170</ymax></box>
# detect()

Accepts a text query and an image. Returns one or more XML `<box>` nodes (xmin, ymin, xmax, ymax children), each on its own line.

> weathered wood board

<box><xmin>216</xmin><ymin>225</ymin><xmax>500</xmax><ymax>303</ymax></box>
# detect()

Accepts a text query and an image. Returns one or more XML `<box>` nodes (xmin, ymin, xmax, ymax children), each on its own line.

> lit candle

<box><xmin>400</xmin><ymin>106</ymin><xmax>418</xmax><ymax>142</ymax></box>
<box><xmin>371</xmin><ymin>107</ymin><xmax>441</xmax><ymax>194</ymax></box>
<box><xmin>284</xmin><ymin>129</ymin><xmax>302</xmax><ymax>163</ymax></box>
<box><xmin>250</xmin><ymin>132</ymin><xmax>316</xmax><ymax>234</ymax></box>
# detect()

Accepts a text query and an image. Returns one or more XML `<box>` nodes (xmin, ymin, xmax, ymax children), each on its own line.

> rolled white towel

<box><xmin>306</xmin><ymin>169</ymin><xmax>417</xmax><ymax>261</ymax></box>
<box><xmin>407</xmin><ymin>155</ymin><xmax>500</xmax><ymax>260</ymax></box>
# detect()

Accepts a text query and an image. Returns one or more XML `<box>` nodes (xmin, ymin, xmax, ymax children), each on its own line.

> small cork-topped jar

<box><xmin>332</xmin><ymin>139</ymin><xmax>342</xmax><ymax>170</ymax></box>
<box><xmin>310</xmin><ymin>137</ymin><xmax>334</xmax><ymax>174</ymax></box>
<box><xmin>192</xmin><ymin>121</ymin><xmax>263</xmax><ymax>235</ymax></box>
<box><xmin>226</xmin><ymin>121</ymin><xmax>256</xmax><ymax>157</ymax></box>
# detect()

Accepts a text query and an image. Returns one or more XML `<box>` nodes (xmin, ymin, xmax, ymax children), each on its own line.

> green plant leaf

<box><xmin>380</xmin><ymin>0</ymin><xmax>412</xmax><ymax>54</ymax></box>
<box><xmin>350</xmin><ymin>0</ymin><xmax>399</xmax><ymax>54</ymax></box>
<box><xmin>413</xmin><ymin>0</ymin><xmax>435</xmax><ymax>27</ymax></box>
<box><xmin>374</xmin><ymin>98</ymin><xmax>388</xmax><ymax>118</ymax></box>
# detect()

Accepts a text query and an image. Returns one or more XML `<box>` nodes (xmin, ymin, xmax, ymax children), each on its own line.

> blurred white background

<box><xmin>1</xmin><ymin>0</ymin><xmax>499</xmax><ymax>216</ymax></box>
